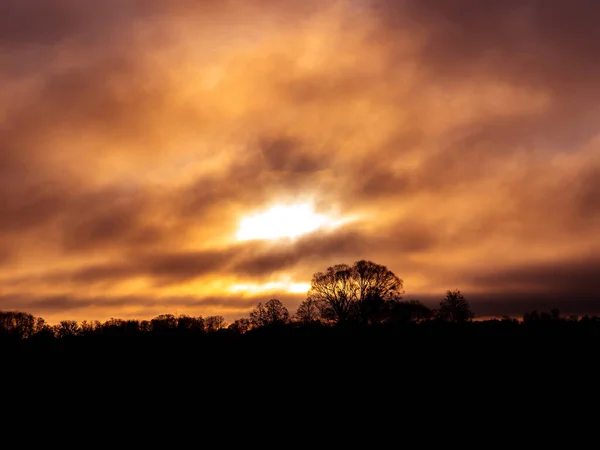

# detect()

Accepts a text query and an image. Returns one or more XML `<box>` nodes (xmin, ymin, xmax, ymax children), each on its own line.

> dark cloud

<box><xmin>378</xmin><ymin>0</ymin><xmax>600</xmax><ymax>81</ymax></box>
<box><xmin>0</xmin><ymin>182</ymin><xmax>185</xmax><ymax>257</ymax></box>
<box><xmin>4</xmin><ymin>227</ymin><xmax>366</xmax><ymax>287</ymax></box>
<box><xmin>0</xmin><ymin>183</ymin><xmax>67</xmax><ymax>233</ymax></box>
<box><xmin>258</xmin><ymin>136</ymin><xmax>326</xmax><ymax>173</ymax></box>
<box><xmin>0</xmin><ymin>1</ymin><xmax>129</xmax><ymax>46</ymax></box>
<box><xmin>59</xmin><ymin>188</ymin><xmax>169</xmax><ymax>253</ymax></box>
<box><xmin>368</xmin><ymin>0</ymin><xmax>600</xmax><ymax>155</ymax></box>
<box><xmin>142</xmin><ymin>248</ymin><xmax>238</xmax><ymax>284</ymax></box>
<box><xmin>574</xmin><ymin>164</ymin><xmax>600</xmax><ymax>216</ymax></box>
<box><xmin>176</xmin><ymin>161</ymin><xmax>273</xmax><ymax>217</ymax></box>
<box><xmin>2</xmin><ymin>56</ymin><xmax>196</xmax><ymax>161</ymax></box>
<box><xmin>232</xmin><ymin>228</ymin><xmax>369</xmax><ymax>276</ymax></box>
<box><xmin>49</xmin><ymin>248</ymin><xmax>237</xmax><ymax>286</ymax></box>
<box><xmin>469</xmin><ymin>256</ymin><xmax>600</xmax><ymax>296</ymax></box>
<box><xmin>0</xmin><ymin>292</ymin><xmax>262</xmax><ymax>318</ymax></box>
<box><xmin>0</xmin><ymin>0</ymin><xmax>321</xmax><ymax>49</ymax></box>
<box><xmin>64</xmin><ymin>264</ymin><xmax>136</xmax><ymax>286</ymax></box>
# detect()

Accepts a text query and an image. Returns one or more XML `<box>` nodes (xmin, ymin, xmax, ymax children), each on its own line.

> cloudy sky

<box><xmin>1</xmin><ymin>0</ymin><xmax>600</xmax><ymax>323</ymax></box>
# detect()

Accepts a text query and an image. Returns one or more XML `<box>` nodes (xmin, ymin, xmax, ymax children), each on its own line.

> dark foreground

<box><xmin>4</xmin><ymin>320</ymin><xmax>600</xmax><ymax>371</ymax></box>
<box><xmin>3</xmin><ymin>321</ymin><xmax>600</xmax><ymax>419</ymax></box>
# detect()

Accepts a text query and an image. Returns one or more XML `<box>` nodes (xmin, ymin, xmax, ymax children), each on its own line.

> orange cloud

<box><xmin>1</xmin><ymin>0</ymin><xmax>600</xmax><ymax>323</ymax></box>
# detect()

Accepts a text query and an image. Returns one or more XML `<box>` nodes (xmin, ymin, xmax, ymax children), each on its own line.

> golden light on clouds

<box><xmin>230</xmin><ymin>277</ymin><xmax>311</xmax><ymax>295</ymax></box>
<box><xmin>2</xmin><ymin>0</ymin><xmax>600</xmax><ymax>323</ymax></box>
<box><xmin>236</xmin><ymin>203</ymin><xmax>346</xmax><ymax>241</ymax></box>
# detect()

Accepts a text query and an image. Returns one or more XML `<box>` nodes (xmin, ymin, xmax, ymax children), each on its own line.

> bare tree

<box><xmin>205</xmin><ymin>315</ymin><xmax>226</xmax><ymax>332</ymax></box>
<box><xmin>353</xmin><ymin>260</ymin><xmax>404</xmax><ymax>324</ymax></box>
<box><xmin>150</xmin><ymin>314</ymin><xmax>178</xmax><ymax>332</ymax></box>
<box><xmin>54</xmin><ymin>320</ymin><xmax>80</xmax><ymax>338</ymax></box>
<box><xmin>228</xmin><ymin>318</ymin><xmax>251</xmax><ymax>334</ymax></box>
<box><xmin>295</xmin><ymin>297</ymin><xmax>321</xmax><ymax>324</ymax></box>
<box><xmin>177</xmin><ymin>315</ymin><xmax>205</xmax><ymax>332</ymax></box>
<box><xmin>80</xmin><ymin>320</ymin><xmax>96</xmax><ymax>336</ymax></box>
<box><xmin>33</xmin><ymin>316</ymin><xmax>52</xmax><ymax>337</ymax></box>
<box><xmin>250</xmin><ymin>299</ymin><xmax>290</xmax><ymax>328</ymax></box>
<box><xmin>307</xmin><ymin>264</ymin><xmax>357</xmax><ymax>322</ymax></box>
<box><xmin>0</xmin><ymin>311</ymin><xmax>36</xmax><ymax>339</ymax></box>
<box><xmin>307</xmin><ymin>260</ymin><xmax>404</xmax><ymax>323</ymax></box>
<box><xmin>354</xmin><ymin>260</ymin><xmax>404</xmax><ymax>301</ymax></box>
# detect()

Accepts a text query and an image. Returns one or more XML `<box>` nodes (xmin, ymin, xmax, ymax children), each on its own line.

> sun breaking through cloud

<box><xmin>236</xmin><ymin>203</ymin><xmax>343</xmax><ymax>241</ymax></box>
<box><xmin>1</xmin><ymin>0</ymin><xmax>600</xmax><ymax>323</ymax></box>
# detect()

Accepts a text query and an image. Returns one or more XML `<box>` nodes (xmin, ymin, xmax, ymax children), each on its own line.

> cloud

<box><xmin>468</xmin><ymin>255</ymin><xmax>600</xmax><ymax>296</ymax></box>
<box><xmin>1</xmin><ymin>0</ymin><xmax>600</xmax><ymax>321</ymax></box>
<box><xmin>0</xmin><ymin>292</ymin><xmax>267</xmax><ymax>324</ymax></box>
<box><xmin>376</xmin><ymin>0</ymin><xmax>600</xmax><ymax>79</ymax></box>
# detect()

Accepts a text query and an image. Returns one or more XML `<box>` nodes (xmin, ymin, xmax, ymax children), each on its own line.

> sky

<box><xmin>1</xmin><ymin>0</ymin><xmax>600</xmax><ymax>323</ymax></box>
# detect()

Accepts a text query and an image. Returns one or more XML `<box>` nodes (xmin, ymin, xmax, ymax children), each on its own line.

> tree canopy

<box><xmin>249</xmin><ymin>298</ymin><xmax>290</xmax><ymax>328</ymax></box>
<box><xmin>307</xmin><ymin>260</ymin><xmax>404</xmax><ymax>323</ymax></box>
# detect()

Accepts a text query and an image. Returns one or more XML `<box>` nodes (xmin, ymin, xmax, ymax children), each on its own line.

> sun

<box><xmin>236</xmin><ymin>203</ymin><xmax>339</xmax><ymax>241</ymax></box>
<box><xmin>230</xmin><ymin>278</ymin><xmax>311</xmax><ymax>295</ymax></box>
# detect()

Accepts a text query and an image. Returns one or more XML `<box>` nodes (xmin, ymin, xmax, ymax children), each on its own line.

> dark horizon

<box><xmin>4</xmin><ymin>289</ymin><xmax>600</xmax><ymax>326</ymax></box>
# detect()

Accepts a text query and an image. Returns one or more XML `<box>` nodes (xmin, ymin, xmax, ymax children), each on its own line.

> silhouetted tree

<box><xmin>353</xmin><ymin>260</ymin><xmax>405</xmax><ymax>324</ymax></box>
<box><xmin>151</xmin><ymin>314</ymin><xmax>178</xmax><ymax>333</ymax></box>
<box><xmin>389</xmin><ymin>300</ymin><xmax>432</xmax><ymax>324</ymax></box>
<box><xmin>205</xmin><ymin>315</ymin><xmax>226</xmax><ymax>332</ymax></box>
<box><xmin>250</xmin><ymin>299</ymin><xmax>290</xmax><ymax>328</ymax></box>
<box><xmin>33</xmin><ymin>316</ymin><xmax>52</xmax><ymax>337</ymax></box>
<box><xmin>308</xmin><ymin>263</ymin><xmax>355</xmax><ymax>323</ymax></box>
<box><xmin>436</xmin><ymin>290</ymin><xmax>473</xmax><ymax>323</ymax></box>
<box><xmin>307</xmin><ymin>260</ymin><xmax>404</xmax><ymax>323</ymax></box>
<box><xmin>103</xmin><ymin>318</ymin><xmax>128</xmax><ymax>333</ymax></box>
<box><xmin>80</xmin><ymin>320</ymin><xmax>97</xmax><ymax>336</ymax></box>
<box><xmin>0</xmin><ymin>311</ymin><xmax>36</xmax><ymax>339</ymax></box>
<box><xmin>523</xmin><ymin>310</ymin><xmax>540</xmax><ymax>324</ymax></box>
<box><xmin>295</xmin><ymin>298</ymin><xmax>321</xmax><ymax>324</ymax></box>
<box><xmin>125</xmin><ymin>320</ymin><xmax>142</xmax><ymax>333</ymax></box>
<box><xmin>55</xmin><ymin>320</ymin><xmax>80</xmax><ymax>338</ymax></box>
<box><xmin>228</xmin><ymin>318</ymin><xmax>251</xmax><ymax>334</ymax></box>
<box><xmin>177</xmin><ymin>315</ymin><xmax>205</xmax><ymax>332</ymax></box>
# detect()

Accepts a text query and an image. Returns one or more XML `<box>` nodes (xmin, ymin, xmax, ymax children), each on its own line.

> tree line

<box><xmin>1</xmin><ymin>260</ymin><xmax>599</xmax><ymax>341</ymax></box>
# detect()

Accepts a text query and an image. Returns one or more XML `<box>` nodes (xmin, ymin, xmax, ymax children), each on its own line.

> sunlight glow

<box><xmin>236</xmin><ymin>203</ymin><xmax>339</xmax><ymax>241</ymax></box>
<box><xmin>230</xmin><ymin>279</ymin><xmax>311</xmax><ymax>295</ymax></box>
